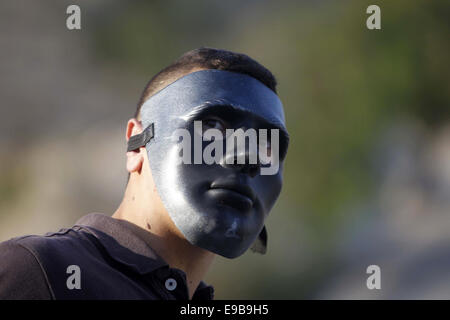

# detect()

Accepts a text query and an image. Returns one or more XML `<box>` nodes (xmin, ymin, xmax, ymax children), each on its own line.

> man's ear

<box><xmin>126</xmin><ymin>118</ymin><xmax>144</xmax><ymax>173</ymax></box>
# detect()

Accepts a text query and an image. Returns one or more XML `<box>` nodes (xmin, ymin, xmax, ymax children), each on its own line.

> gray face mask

<box><xmin>127</xmin><ymin>70</ymin><xmax>289</xmax><ymax>258</ymax></box>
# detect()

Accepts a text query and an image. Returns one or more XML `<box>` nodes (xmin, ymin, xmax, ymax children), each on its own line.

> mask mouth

<box><xmin>209</xmin><ymin>179</ymin><xmax>256</xmax><ymax>203</ymax></box>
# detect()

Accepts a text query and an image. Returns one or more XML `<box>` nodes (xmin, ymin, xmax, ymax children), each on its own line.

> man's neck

<box><xmin>112</xmin><ymin>189</ymin><xmax>215</xmax><ymax>299</ymax></box>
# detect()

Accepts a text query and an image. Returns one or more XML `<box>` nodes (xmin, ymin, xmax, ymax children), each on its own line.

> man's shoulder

<box><xmin>4</xmin><ymin>226</ymin><xmax>101</xmax><ymax>266</ymax></box>
<box><xmin>0</xmin><ymin>226</ymin><xmax>103</xmax><ymax>280</ymax></box>
<box><xmin>0</xmin><ymin>226</ymin><xmax>104</xmax><ymax>299</ymax></box>
<box><xmin>9</xmin><ymin>227</ymin><xmax>81</xmax><ymax>248</ymax></box>
<box><xmin>1</xmin><ymin>229</ymin><xmax>76</xmax><ymax>264</ymax></box>
<box><xmin>0</xmin><ymin>236</ymin><xmax>43</xmax><ymax>268</ymax></box>
<box><xmin>0</xmin><ymin>235</ymin><xmax>61</xmax><ymax>299</ymax></box>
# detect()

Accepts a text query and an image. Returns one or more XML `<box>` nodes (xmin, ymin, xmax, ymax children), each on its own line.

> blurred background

<box><xmin>0</xmin><ymin>0</ymin><xmax>449</xmax><ymax>299</ymax></box>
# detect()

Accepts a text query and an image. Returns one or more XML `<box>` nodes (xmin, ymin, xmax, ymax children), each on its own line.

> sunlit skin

<box><xmin>112</xmin><ymin>118</ymin><xmax>216</xmax><ymax>300</ymax></box>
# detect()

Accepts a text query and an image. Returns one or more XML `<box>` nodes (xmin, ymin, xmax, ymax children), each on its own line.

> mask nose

<box><xmin>220</xmin><ymin>129</ymin><xmax>261</xmax><ymax>177</ymax></box>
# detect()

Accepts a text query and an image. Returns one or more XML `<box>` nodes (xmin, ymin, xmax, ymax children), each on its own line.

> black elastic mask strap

<box><xmin>250</xmin><ymin>225</ymin><xmax>267</xmax><ymax>254</ymax></box>
<box><xmin>127</xmin><ymin>123</ymin><xmax>154</xmax><ymax>152</ymax></box>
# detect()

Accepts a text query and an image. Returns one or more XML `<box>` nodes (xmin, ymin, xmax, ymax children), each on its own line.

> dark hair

<box><xmin>134</xmin><ymin>47</ymin><xmax>277</xmax><ymax>119</ymax></box>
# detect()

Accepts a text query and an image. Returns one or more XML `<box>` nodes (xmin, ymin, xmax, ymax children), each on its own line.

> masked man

<box><xmin>0</xmin><ymin>48</ymin><xmax>289</xmax><ymax>300</ymax></box>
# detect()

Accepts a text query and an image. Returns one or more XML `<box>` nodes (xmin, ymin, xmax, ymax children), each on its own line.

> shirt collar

<box><xmin>74</xmin><ymin>212</ymin><xmax>214</xmax><ymax>300</ymax></box>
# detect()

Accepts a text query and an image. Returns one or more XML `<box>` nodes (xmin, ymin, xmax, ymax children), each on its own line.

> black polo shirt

<box><xmin>0</xmin><ymin>213</ymin><xmax>214</xmax><ymax>300</ymax></box>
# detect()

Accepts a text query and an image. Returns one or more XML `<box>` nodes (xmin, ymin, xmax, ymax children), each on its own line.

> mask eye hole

<box><xmin>259</xmin><ymin>137</ymin><xmax>272</xmax><ymax>165</ymax></box>
<box><xmin>194</xmin><ymin>117</ymin><xmax>228</xmax><ymax>140</ymax></box>
<box><xmin>202</xmin><ymin>118</ymin><xmax>225</xmax><ymax>132</ymax></box>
